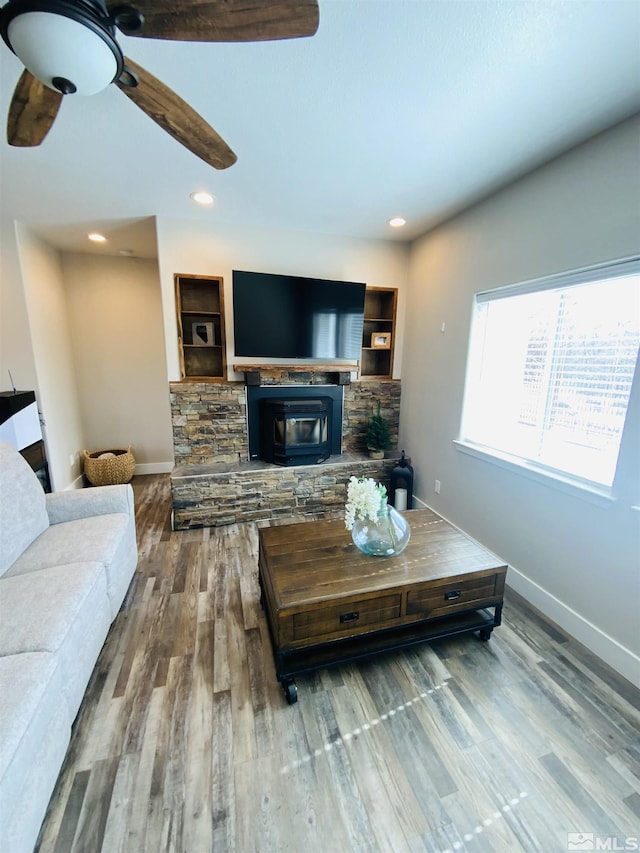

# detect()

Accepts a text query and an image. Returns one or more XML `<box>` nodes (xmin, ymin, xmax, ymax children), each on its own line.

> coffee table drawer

<box><xmin>293</xmin><ymin>593</ymin><xmax>402</xmax><ymax>642</ymax></box>
<box><xmin>407</xmin><ymin>574</ymin><xmax>500</xmax><ymax>619</ymax></box>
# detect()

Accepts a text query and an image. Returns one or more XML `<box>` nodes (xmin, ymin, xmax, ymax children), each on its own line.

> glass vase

<box><xmin>351</xmin><ymin>502</ymin><xmax>411</xmax><ymax>557</ymax></box>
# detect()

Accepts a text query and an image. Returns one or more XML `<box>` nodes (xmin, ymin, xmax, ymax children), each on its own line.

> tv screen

<box><xmin>233</xmin><ymin>270</ymin><xmax>365</xmax><ymax>360</ymax></box>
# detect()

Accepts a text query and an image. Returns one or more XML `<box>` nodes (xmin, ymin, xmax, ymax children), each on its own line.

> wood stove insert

<box><xmin>246</xmin><ymin>384</ymin><xmax>343</xmax><ymax>465</ymax></box>
<box><xmin>261</xmin><ymin>398</ymin><xmax>330</xmax><ymax>466</ymax></box>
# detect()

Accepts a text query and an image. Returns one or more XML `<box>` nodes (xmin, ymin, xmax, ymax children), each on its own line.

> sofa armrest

<box><xmin>45</xmin><ymin>484</ymin><xmax>135</xmax><ymax>525</ymax></box>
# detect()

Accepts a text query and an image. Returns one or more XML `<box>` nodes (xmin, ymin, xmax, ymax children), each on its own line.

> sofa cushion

<box><xmin>0</xmin><ymin>563</ymin><xmax>112</xmax><ymax>719</ymax></box>
<box><xmin>0</xmin><ymin>441</ymin><xmax>49</xmax><ymax>578</ymax></box>
<box><xmin>6</xmin><ymin>512</ymin><xmax>136</xmax><ymax>617</ymax></box>
<box><xmin>0</xmin><ymin>652</ymin><xmax>70</xmax><ymax>853</ymax></box>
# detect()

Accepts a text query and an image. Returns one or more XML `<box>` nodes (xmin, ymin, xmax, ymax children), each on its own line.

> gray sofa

<box><xmin>0</xmin><ymin>441</ymin><xmax>138</xmax><ymax>853</ymax></box>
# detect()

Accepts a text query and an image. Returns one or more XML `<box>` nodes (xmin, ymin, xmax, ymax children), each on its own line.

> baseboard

<box><xmin>505</xmin><ymin>565</ymin><xmax>639</xmax><ymax>687</ymax></box>
<box><xmin>411</xmin><ymin>495</ymin><xmax>640</xmax><ymax>687</ymax></box>
<box><xmin>133</xmin><ymin>461</ymin><xmax>175</xmax><ymax>475</ymax></box>
<box><xmin>63</xmin><ymin>461</ymin><xmax>173</xmax><ymax>489</ymax></box>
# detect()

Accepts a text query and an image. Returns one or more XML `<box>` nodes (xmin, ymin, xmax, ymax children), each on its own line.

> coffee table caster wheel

<box><xmin>282</xmin><ymin>679</ymin><xmax>298</xmax><ymax>705</ymax></box>
<box><xmin>478</xmin><ymin>627</ymin><xmax>492</xmax><ymax>641</ymax></box>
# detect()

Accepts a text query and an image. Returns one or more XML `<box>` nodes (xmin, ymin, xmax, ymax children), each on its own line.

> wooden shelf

<box><xmin>232</xmin><ymin>363</ymin><xmax>356</xmax><ymax>373</ymax></box>
<box><xmin>233</xmin><ymin>363</ymin><xmax>356</xmax><ymax>386</ymax></box>
<box><xmin>175</xmin><ymin>274</ymin><xmax>227</xmax><ymax>381</ymax></box>
<box><xmin>361</xmin><ymin>287</ymin><xmax>397</xmax><ymax>379</ymax></box>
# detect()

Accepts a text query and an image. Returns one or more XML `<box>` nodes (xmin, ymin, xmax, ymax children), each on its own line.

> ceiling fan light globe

<box><xmin>8</xmin><ymin>12</ymin><xmax>119</xmax><ymax>95</ymax></box>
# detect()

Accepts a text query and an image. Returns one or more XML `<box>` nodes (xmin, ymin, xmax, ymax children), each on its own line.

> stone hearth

<box><xmin>171</xmin><ymin>452</ymin><xmax>400</xmax><ymax>529</ymax></box>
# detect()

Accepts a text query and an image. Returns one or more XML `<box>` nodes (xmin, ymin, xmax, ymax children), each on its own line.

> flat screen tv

<box><xmin>233</xmin><ymin>270</ymin><xmax>365</xmax><ymax>360</ymax></box>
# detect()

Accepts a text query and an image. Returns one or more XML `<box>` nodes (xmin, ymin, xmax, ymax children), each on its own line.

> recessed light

<box><xmin>88</xmin><ymin>232</ymin><xmax>107</xmax><ymax>242</ymax></box>
<box><xmin>190</xmin><ymin>191</ymin><xmax>215</xmax><ymax>206</ymax></box>
<box><xmin>388</xmin><ymin>217</ymin><xmax>407</xmax><ymax>228</ymax></box>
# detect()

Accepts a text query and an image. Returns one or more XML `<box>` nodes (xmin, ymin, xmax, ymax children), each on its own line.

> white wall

<box><xmin>62</xmin><ymin>252</ymin><xmax>174</xmax><ymax>472</ymax></box>
<box><xmin>0</xmin><ymin>219</ymin><xmax>38</xmax><ymax>393</ymax></box>
<box><xmin>402</xmin><ymin>115</ymin><xmax>640</xmax><ymax>684</ymax></box>
<box><xmin>14</xmin><ymin>226</ymin><xmax>84</xmax><ymax>489</ymax></box>
<box><xmin>2</xmin><ymin>226</ymin><xmax>173</xmax><ymax>482</ymax></box>
<box><xmin>155</xmin><ymin>218</ymin><xmax>410</xmax><ymax>382</ymax></box>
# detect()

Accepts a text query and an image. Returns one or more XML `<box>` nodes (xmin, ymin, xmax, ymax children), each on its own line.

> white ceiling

<box><xmin>1</xmin><ymin>0</ymin><xmax>639</xmax><ymax>258</ymax></box>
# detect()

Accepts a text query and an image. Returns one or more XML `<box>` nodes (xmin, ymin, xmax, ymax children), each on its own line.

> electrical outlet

<box><xmin>434</xmin><ymin>479</ymin><xmax>441</xmax><ymax>494</ymax></box>
<box><xmin>69</xmin><ymin>453</ymin><xmax>75</xmax><ymax>466</ymax></box>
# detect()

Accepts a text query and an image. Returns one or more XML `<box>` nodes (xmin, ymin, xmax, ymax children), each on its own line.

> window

<box><xmin>459</xmin><ymin>258</ymin><xmax>640</xmax><ymax>489</ymax></box>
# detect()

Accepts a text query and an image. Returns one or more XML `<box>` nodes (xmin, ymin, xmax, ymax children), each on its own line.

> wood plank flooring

<box><xmin>35</xmin><ymin>474</ymin><xmax>640</xmax><ymax>852</ymax></box>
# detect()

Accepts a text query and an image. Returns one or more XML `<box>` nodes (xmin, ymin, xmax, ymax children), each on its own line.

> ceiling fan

<box><xmin>0</xmin><ymin>0</ymin><xmax>319</xmax><ymax>169</ymax></box>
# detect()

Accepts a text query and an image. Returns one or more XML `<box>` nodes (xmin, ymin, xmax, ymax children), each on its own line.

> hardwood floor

<box><xmin>35</xmin><ymin>474</ymin><xmax>640</xmax><ymax>852</ymax></box>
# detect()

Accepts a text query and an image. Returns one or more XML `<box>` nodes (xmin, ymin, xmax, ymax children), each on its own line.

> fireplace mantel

<box><xmin>233</xmin><ymin>364</ymin><xmax>356</xmax><ymax>385</ymax></box>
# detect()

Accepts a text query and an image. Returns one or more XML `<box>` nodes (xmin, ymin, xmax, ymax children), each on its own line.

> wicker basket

<box><xmin>83</xmin><ymin>447</ymin><xmax>135</xmax><ymax>486</ymax></box>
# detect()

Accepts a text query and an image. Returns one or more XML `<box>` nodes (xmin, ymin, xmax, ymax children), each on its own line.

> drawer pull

<box><xmin>339</xmin><ymin>611</ymin><xmax>360</xmax><ymax>624</ymax></box>
<box><xmin>444</xmin><ymin>590</ymin><xmax>461</xmax><ymax>601</ymax></box>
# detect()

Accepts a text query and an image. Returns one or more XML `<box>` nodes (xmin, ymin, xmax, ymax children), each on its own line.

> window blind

<box><xmin>461</xmin><ymin>259</ymin><xmax>640</xmax><ymax>488</ymax></box>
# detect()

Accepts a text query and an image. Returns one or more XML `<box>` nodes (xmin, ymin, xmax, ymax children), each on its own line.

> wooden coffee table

<box><xmin>258</xmin><ymin>508</ymin><xmax>507</xmax><ymax>704</ymax></box>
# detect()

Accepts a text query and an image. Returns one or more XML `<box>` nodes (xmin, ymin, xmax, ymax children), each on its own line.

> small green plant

<box><xmin>366</xmin><ymin>401</ymin><xmax>391</xmax><ymax>451</ymax></box>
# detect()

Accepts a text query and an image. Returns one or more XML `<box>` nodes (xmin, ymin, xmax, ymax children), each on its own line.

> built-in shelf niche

<box><xmin>175</xmin><ymin>273</ymin><xmax>226</xmax><ymax>381</ymax></box>
<box><xmin>361</xmin><ymin>287</ymin><xmax>397</xmax><ymax>379</ymax></box>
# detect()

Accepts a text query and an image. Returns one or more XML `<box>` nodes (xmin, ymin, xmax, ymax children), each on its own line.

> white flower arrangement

<box><xmin>344</xmin><ymin>476</ymin><xmax>387</xmax><ymax>530</ymax></box>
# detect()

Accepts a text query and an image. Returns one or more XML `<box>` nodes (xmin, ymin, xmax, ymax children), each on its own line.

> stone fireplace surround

<box><xmin>169</xmin><ymin>369</ymin><xmax>401</xmax><ymax>529</ymax></box>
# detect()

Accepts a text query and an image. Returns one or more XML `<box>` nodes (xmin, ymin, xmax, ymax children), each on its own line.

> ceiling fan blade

<box><xmin>107</xmin><ymin>0</ymin><xmax>319</xmax><ymax>42</ymax></box>
<box><xmin>7</xmin><ymin>70</ymin><xmax>62</xmax><ymax>147</ymax></box>
<box><xmin>116</xmin><ymin>58</ymin><xmax>237</xmax><ymax>170</ymax></box>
